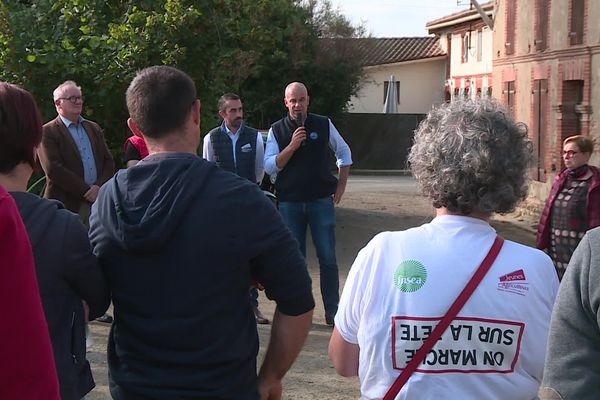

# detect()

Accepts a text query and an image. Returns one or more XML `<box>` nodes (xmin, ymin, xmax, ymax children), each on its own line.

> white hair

<box><xmin>52</xmin><ymin>80</ymin><xmax>81</xmax><ymax>101</ymax></box>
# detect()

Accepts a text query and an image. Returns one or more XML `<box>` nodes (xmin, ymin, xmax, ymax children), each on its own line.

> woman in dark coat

<box><xmin>0</xmin><ymin>81</ymin><xmax>110</xmax><ymax>400</ymax></box>
<box><xmin>536</xmin><ymin>135</ymin><xmax>600</xmax><ymax>280</ymax></box>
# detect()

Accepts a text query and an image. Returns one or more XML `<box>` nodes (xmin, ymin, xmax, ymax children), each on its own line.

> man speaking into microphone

<box><xmin>264</xmin><ymin>82</ymin><xmax>352</xmax><ymax>326</ymax></box>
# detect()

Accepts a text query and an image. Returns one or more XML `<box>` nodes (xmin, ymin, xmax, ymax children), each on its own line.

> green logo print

<box><xmin>394</xmin><ymin>260</ymin><xmax>427</xmax><ymax>292</ymax></box>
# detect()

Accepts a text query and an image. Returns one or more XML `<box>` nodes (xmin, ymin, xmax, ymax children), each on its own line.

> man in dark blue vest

<box><xmin>264</xmin><ymin>82</ymin><xmax>352</xmax><ymax>326</ymax></box>
<box><xmin>202</xmin><ymin>93</ymin><xmax>269</xmax><ymax>324</ymax></box>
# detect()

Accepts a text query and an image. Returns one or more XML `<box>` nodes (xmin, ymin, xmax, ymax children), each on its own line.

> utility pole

<box><xmin>470</xmin><ymin>0</ymin><xmax>494</xmax><ymax>29</ymax></box>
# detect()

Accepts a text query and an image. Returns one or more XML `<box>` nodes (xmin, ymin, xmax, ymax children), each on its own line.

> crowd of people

<box><xmin>0</xmin><ymin>66</ymin><xmax>599</xmax><ymax>400</ymax></box>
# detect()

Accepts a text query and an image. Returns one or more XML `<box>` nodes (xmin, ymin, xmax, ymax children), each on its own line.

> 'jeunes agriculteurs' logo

<box><xmin>394</xmin><ymin>260</ymin><xmax>427</xmax><ymax>292</ymax></box>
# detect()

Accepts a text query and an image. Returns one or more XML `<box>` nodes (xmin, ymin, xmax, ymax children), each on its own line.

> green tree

<box><xmin>1</xmin><ymin>0</ymin><xmax>209</xmax><ymax>155</ymax></box>
<box><xmin>0</xmin><ymin>0</ymin><xmax>365</xmax><ymax>160</ymax></box>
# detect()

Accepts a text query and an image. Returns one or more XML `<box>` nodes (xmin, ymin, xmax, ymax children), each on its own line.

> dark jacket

<box><xmin>89</xmin><ymin>153</ymin><xmax>314</xmax><ymax>400</ymax></box>
<box><xmin>12</xmin><ymin>191</ymin><xmax>110</xmax><ymax>400</ymax></box>
<box><xmin>271</xmin><ymin>113</ymin><xmax>337</xmax><ymax>201</ymax></box>
<box><xmin>536</xmin><ymin>165</ymin><xmax>600</xmax><ymax>250</ymax></box>
<box><xmin>38</xmin><ymin>116</ymin><xmax>115</xmax><ymax>212</ymax></box>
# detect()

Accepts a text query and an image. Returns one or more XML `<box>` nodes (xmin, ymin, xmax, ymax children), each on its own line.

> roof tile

<box><xmin>322</xmin><ymin>37</ymin><xmax>445</xmax><ymax>67</ymax></box>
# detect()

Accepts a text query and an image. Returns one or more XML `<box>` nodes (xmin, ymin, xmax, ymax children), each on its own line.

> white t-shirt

<box><xmin>335</xmin><ymin>215</ymin><xmax>559</xmax><ymax>400</ymax></box>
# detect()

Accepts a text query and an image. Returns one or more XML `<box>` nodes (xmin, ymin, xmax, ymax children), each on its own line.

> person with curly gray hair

<box><xmin>329</xmin><ymin>99</ymin><xmax>559</xmax><ymax>400</ymax></box>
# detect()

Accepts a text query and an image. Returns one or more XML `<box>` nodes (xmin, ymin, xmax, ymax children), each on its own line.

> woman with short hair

<box><xmin>536</xmin><ymin>135</ymin><xmax>600</xmax><ymax>279</ymax></box>
<box><xmin>329</xmin><ymin>99</ymin><xmax>558</xmax><ymax>400</ymax></box>
<box><xmin>0</xmin><ymin>81</ymin><xmax>110</xmax><ymax>400</ymax></box>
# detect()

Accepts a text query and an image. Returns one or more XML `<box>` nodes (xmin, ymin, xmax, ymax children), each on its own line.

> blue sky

<box><xmin>328</xmin><ymin>0</ymin><xmax>472</xmax><ymax>37</ymax></box>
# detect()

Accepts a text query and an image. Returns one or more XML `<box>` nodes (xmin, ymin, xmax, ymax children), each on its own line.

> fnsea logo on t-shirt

<box><xmin>394</xmin><ymin>260</ymin><xmax>427</xmax><ymax>292</ymax></box>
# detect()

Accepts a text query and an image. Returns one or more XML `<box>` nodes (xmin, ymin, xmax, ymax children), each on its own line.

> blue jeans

<box><xmin>279</xmin><ymin>196</ymin><xmax>339</xmax><ymax>318</ymax></box>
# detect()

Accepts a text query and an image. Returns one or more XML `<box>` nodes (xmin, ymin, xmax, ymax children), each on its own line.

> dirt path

<box><xmin>85</xmin><ymin>176</ymin><xmax>539</xmax><ymax>399</ymax></box>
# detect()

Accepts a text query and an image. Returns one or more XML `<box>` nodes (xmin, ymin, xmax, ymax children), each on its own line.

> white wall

<box><xmin>448</xmin><ymin>26</ymin><xmax>493</xmax><ymax>78</ymax></box>
<box><xmin>348</xmin><ymin>58</ymin><xmax>446</xmax><ymax>114</ymax></box>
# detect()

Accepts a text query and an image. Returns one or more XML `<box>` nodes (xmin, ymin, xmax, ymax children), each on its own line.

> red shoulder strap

<box><xmin>383</xmin><ymin>235</ymin><xmax>505</xmax><ymax>400</ymax></box>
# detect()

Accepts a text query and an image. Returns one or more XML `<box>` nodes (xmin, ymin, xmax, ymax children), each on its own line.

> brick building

<box><xmin>493</xmin><ymin>0</ymin><xmax>600</xmax><ymax>204</ymax></box>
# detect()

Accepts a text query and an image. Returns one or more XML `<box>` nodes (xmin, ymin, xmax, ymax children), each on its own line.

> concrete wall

<box><xmin>337</xmin><ymin>113</ymin><xmax>425</xmax><ymax>169</ymax></box>
<box><xmin>348</xmin><ymin>58</ymin><xmax>445</xmax><ymax>114</ymax></box>
<box><xmin>592</xmin><ymin>53</ymin><xmax>600</xmax><ymax>166</ymax></box>
<box><xmin>588</xmin><ymin>0</ymin><xmax>600</xmax><ymax>163</ymax></box>
<box><xmin>549</xmin><ymin>1</ymin><xmax>568</xmax><ymax>49</ymax></box>
<box><xmin>590</xmin><ymin>0</ymin><xmax>600</xmax><ymax>44</ymax></box>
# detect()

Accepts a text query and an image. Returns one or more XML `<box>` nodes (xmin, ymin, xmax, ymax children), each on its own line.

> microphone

<box><xmin>295</xmin><ymin>112</ymin><xmax>306</xmax><ymax>146</ymax></box>
<box><xmin>295</xmin><ymin>112</ymin><xmax>303</xmax><ymax>127</ymax></box>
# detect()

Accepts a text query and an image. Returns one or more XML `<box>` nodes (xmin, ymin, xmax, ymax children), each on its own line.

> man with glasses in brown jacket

<box><xmin>38</xmin><ymin>80</ymin><xmax>114</xmax><ymax>227</ymax></box>
<box><xmin>38</xmin><ymin>80</ymin><xmax>114</xmax><ymax>324</ymax></box>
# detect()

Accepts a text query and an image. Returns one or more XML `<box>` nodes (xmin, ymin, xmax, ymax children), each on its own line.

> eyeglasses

<box><xmin>59</xmin><ymin>96</ymin><xmax>84</xmax><ymax>104</ymax></box>
<box><xmin>563</xmin><ymin>150</ymin><xmax>579</xmax><ymax>157</ymax></box>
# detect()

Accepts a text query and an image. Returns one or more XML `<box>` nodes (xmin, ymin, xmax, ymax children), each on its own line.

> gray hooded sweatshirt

<box><xmin>540</xmin><ymin>227</ymin><xmax>600</xmax><ymax>400</ymax></box>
